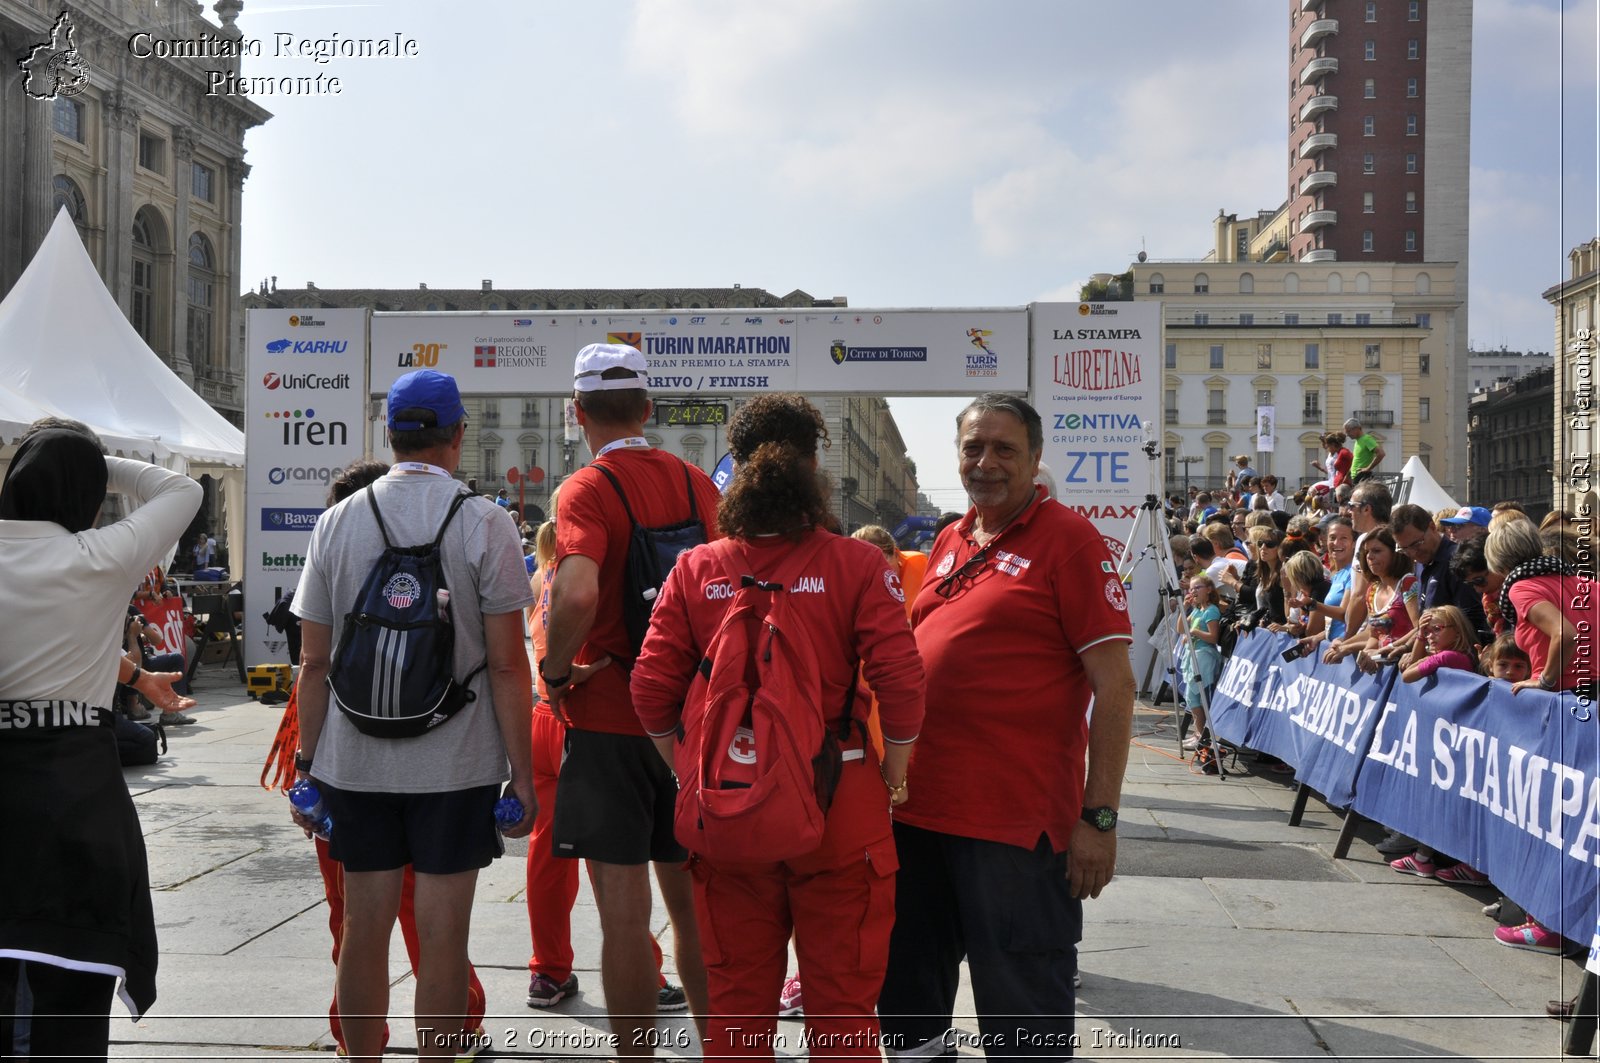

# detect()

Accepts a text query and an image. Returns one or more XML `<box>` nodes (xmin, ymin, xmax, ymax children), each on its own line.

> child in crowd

<box><xmin>1390</xmin><ymin>606</ymin><xmax>1490</xmax><ymax>885</ymax></box>
<box><xmin>1180</xmin><ymin>574</ymin><xmax>1223</xmax><ymax>752</ymax></box>
<box><xmin>1481</xmin><ymin>634</ymin><xmax>1532</xmax><ymax>685</ymax></box>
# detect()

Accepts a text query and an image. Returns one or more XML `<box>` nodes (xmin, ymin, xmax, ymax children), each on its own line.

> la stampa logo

<box><xmin>20</xmin><ymin>10</ymin><xmax>90</xmax><ymax>101</ymax></box>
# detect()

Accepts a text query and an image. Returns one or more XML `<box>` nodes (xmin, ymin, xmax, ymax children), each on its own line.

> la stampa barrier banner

<box><xmin>1208</xmin><ymin>628</ymin><xmax>1394</xmax><ymax>807</ymax></box>
<box><xmin>1352</xmin><ymin>666</ymin><xmax>1600</xmax><ymax>947</ymax></box>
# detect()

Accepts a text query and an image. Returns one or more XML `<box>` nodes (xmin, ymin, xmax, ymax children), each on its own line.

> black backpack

<box><xmin>327</xmin><ymin>488</ymin><xmax>485</xmax><ymax>738</ymax></box>
<box><xmin>594</xmin><ymin>461</ymin><xmax>707</xmax><ymax>658</ymax></box>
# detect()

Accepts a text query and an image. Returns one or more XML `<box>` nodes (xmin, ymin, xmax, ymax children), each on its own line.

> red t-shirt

<box><xmin>631</xmin><ymin>529</ymin><xmax>925</xmax><ymax>862</ymax></box>
<box><xmin>555</xmin><ymin>447</ymin><xmax>723</xmax><ymax>735</ymax></box>
<box><xmin>1510</xmin><ymin>573</ymin><xmax>1599</xmax><ymax>692</ymax></box>
<box><xmin>903</xmin><ymin>488</ymin><xmax>1132</xmax><ymax>852</ymax></box>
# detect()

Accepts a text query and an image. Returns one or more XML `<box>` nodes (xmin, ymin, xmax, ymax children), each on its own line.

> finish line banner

<box><xmin>1352</xmin><ymin>667</ymin><xmax>1600</xmax><ymax>946</ymax></box>
<box><xmin>1209</xmin><ymin>629</ymin><xmax>1392</xmax><ymax>807</ymax></box>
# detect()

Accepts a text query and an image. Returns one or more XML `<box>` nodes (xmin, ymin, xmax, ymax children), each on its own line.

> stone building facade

<box><xmin>1467</xmin><ymin>366</ymin><xmax>1553</xmax><ymax>518</ymax></box>
<box><xmin>1542</xmin><ymin>238</ymin><xmax>1600</xmax><ymax>515</ymax></box>
<box><xmin>0</xmin><ymin>0</ymin><xmax>269</xmax><ymax>427</ymax></box>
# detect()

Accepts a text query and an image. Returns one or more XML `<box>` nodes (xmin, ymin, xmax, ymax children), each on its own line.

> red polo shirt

<box><xmin>903</xmin><ymin>487</ymin><xmax>1132</xmax><ymax>851</ymax></box>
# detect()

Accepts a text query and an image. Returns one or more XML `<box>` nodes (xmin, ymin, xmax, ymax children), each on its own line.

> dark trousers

<box><xmin>0</xmin><ymin>958</ymin><xmax>116</xmax><ymax>1061</ymax></box>
<box><xmin>879</xmin><ymin>823</ymin><xmax>1081</xmax><ymax>1060</ymax></box>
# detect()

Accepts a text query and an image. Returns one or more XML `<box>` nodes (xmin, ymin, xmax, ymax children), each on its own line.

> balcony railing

<box><xmin>1300</xmin><ymin>94</ymin><xmax>1338</xmax><ymax>122</ymax></box>
<box><xmin>1303</xmin><ymin>208</ymin><xmax>1337</xmax><ymax>229</ymax></box>
<box><xmin>1300</xmin><ymin>56</ymin><xmax>1339</xmax><ymax>85</ymax></box>
<box><xmin>1165</xmin><ymin>408</ymin><xmax>1180</xmax><ymax>424</ymax></box>
<box><xmin>1302</xmin><ymin>248</ymin><xmax>1337</xmax><ymax>263</ymax></box>
<box><xmin>1299</xmin><ymin>133</ymin><xmax>1337</xmax><ymax>158</ymax></box>
<box><xmin>1299</xmin><ymin>169</ymin><xmax>1337</xmax><ymax>194</ymax></box>
<box><xmin>1300</xmin><ymin>18</ymin><xmax>1339</xmax><ymax>49</ymax></box>
<box><xmin>1303</xmin><ymin>412</ymin><xmax>1324</xmax><ymax>424</ymax></box>
<box><xmin>1351</xmin><ymin>410</ymin><xmax>1395</xmax><ymax>427</ymax></box>
<box><xmin>1207</xmin><ymin>411</ymin><xmax>1228</xmax><ymax>424</ymax></box>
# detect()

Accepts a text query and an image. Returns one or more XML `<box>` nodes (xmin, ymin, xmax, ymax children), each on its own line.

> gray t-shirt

<box><xmin>293</xmin><ymin>473</ymin><xmax>534</xmax><ymax>793</ymax></box>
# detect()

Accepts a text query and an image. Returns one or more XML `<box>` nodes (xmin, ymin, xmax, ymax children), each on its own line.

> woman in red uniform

<box><xmin>631</xmin><ymin>394</ymin><xmax>925</xmax><ymax>1061</ymax></box>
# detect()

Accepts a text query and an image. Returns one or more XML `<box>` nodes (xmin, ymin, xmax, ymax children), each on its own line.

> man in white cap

<box><xmin>542</xmin><ymin>343</ymin><xmax>716</xmax><ymax>1055</ymax></box>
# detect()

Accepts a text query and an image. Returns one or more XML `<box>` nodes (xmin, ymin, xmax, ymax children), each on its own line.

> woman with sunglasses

<box><xmin>631</xmin><ymin>393</ymin><xmax>924</xmax><ymax>1061</ymax></box>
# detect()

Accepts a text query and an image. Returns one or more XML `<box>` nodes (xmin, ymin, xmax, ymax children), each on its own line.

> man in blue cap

<box><xmin>292</xmin><ymin>369</ymin><xmax>536</xmax><ymax>1060</ymax></box>
<box><xmin>1439</xmin><ymin>505</ymin><xmax>1491</xmax><ymax>546</ymax></box>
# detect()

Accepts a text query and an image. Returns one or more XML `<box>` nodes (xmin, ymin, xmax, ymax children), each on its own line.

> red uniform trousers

<box><xmin>690</xmin><ymin>761</ymin><xmax>899</xmax><ymax>1062</ymax></box>
<box><xmin>525</xmin><ymin>708</ymin><xmax>666</xmax><ymax>982</ymax></box>
<box><xmin>315</xmin><ymin>838</ymin><xmax>487</xmax><ymax>1049</ymax></box>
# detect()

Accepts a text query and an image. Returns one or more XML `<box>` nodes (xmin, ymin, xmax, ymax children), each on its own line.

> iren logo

<box><xmin>265</xmin><ymin>408</ymin><xmax>349</xmax><ymax>447</ymax></box>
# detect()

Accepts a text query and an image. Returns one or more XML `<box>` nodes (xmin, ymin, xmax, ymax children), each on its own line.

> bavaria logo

<box><xmin>383</xmin><ymin>573</ymin><xmax>422</xmax><ymax>609</ymax></box>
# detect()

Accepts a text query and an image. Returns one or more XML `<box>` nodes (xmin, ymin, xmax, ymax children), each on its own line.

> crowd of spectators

<box><xmin>1166</xmin><ymin>465</ymin><xmax>1598</xmax><ymax>1005</ymax></box>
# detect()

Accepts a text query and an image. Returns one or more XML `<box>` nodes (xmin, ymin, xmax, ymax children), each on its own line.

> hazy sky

<box><xmin>230</xmin><ymin>0</ymin><xmax>1597</xmax><ymax>511</ymax></box>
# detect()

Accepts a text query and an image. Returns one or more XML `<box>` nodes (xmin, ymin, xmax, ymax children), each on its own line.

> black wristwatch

<box><xmin>538</xmin><ymin>658</ymin><xmax>572</xmax><ymax>689</ymax></box>
<box><xmin>1080</xmin><ymin>806</ymin><xmax>1118</xmax><ymax>832</ymax></box>
<box><xmin>293</xmin><ymin>749</ymin><xmax>313</xmax><ymax>773</ymax></box>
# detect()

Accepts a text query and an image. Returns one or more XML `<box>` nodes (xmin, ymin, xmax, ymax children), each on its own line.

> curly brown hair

<box><xmin>718</xmin><ymin>441</ymin><xmax>829</xmax><ymax>541</ymax></box>
<box><xmin>727</xmin><ymin>393</ymin><xmax>829</xmax><ymax>461</ymax></box>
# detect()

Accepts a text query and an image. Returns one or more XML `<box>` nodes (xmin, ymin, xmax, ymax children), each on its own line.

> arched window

<box><xmin>1193</xmin><ymin>272</ymin><xmax>1210</xmax><ymax>294</ymax></box>
<box><xmin>187</xmin><ymin>232</ymin><xmax>216</xmax><ymax>367</ymax></box>
<box><xmin>52</xmin><ymin>175</ymin><xmax>87</xmax><ymax>237</ymax></box>
<box><xmin>1239</xmin><ymin>272</ymin><xmax>1255</xmax><ymax>294</ymax></box>
<box><xmin>1355</xmin><ymin>272</ymin><xmax>1372</xmax><ymax>293</ymax></box>
<box><xmin>131</xmin><ymin>207</ymin><xmax>168</xmax><ymax>345</ymax></box>
<box><xmin>1327</xmin><ymin>271</ymin><xmax>1343</xmax><ymax>294</ymax></box>
<box><xmin>1148</xmin><ymin>272</ymin><xmax>1165</xmax><ymax>294</ymax></box>
<box><xmin>1414</xmin><ymin>272</ymin><xmax>1432</xmax><ymax>295</ymax></box>
<box><xmin>1284</xmin><ymin>271</ymin><xmax>1301</xmax><ymax>293</ymax></box>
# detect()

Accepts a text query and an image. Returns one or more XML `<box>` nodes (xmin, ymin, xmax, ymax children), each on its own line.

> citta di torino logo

<box><xmin>19</xmin><ymin>11</ymin><xmax>89</xmax><ymax>100</ymax></box>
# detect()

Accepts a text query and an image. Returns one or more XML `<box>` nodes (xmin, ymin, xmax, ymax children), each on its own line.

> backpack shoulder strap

<box><xmin>593</xmin><ymin>463</ymin><xmax>641</xmax><ymax>529</ymax></box>
<box><xmin>431</xmin><ymin>489</ymin><xmax>474</xmax><ymax>548</ymax></box>
<box><xmin>364</xmin><ymin>486</ymin><xmax>395</xmax><ymax>550</ymax></box>
<box><xmin>682</xmin><ymin>461</ymin><xmax>700</xmax><ymax>522</ymax></box>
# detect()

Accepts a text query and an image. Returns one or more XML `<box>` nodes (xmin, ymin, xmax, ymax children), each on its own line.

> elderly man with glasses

<box><xmin>879</xmin><ymin>393</ymin><xmax>1134</xmax><ymax>1062</ymax></box>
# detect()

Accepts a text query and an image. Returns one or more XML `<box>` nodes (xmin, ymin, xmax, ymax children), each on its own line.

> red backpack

<box><xmin>673</xmin><ymin>535</ymin><xmax>850</xmax><ymax>862</ymax></box>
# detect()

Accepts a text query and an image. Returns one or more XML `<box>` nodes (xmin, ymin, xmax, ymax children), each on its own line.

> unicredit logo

<box><xmin>263</xmin><ymin>371</ymin><xmax>352</xmax><ymax>390</ymax></box>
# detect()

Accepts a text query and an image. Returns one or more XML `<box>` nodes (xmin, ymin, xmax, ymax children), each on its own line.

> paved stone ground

<box><xmin>98</xmin><ymin>675</ymin><xmax>1587</xmax><ymax>1060</ymax></box>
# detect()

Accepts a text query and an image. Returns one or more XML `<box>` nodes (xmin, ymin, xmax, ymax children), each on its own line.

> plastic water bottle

<box><xmin>494</xmin><ymin>796</ymin><xmax>524</xmax><ymax>832</ymax></box>
<box><xmin>288</xmin><ymin>780</ymin><xmax>333</xmax><ymax>841</ymax></box>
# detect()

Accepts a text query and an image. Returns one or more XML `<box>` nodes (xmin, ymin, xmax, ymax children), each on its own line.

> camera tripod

<box><xmin>1114</xmin><ymin>434</ymin><xmax>1229</xmax><ymax>778</ymax></box>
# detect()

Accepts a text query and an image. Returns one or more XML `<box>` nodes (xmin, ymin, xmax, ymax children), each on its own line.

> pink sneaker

<box><xmin>1434</xmin><ymin>863</ymin><xmax>1490</xmax><ymax>886</ymax></box>
<box><xmin>1494</xmin><ymin>919</ymin><xmax>1565</xmax><ymax>954</ymax></box>
<box><xmin>1389</xmin><ymin>852</ymin><xmax>1437</xmax><ymax>878</ymax></box>
<box><xmin>778</xmin><ymin>975</ymin><xmax>803</xmax><ymax>1017</ymax></box>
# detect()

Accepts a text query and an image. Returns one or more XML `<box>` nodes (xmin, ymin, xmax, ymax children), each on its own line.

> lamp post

<box><xmin>1178</xmin><ymin>455</ymin><xmax>1204</xmax><ymax>497</ymax></box>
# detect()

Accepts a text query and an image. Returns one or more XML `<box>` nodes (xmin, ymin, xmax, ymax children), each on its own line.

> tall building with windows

<box><xmin>1288</xmin><ymin>0</ymin><xmax>1470</xmax><ymax>266</ymax></box>
<box><xmin>1134</xmin><ymin>254</ymin><xmax>1456</xmax><ymax>492</ymax></box>
<box><xmin>241</xmin><ymin>283</ymin><xmax>922</xmax><ymax>531</ymax></box>
<box><xmin>1543</xmin><ymin>238</ymin><xmax>1600</xmax><ymax>513</ymax></box>
<box><xmin>0</xmin><ymin>0</ymin><xmax>269</xmax><ymax>427</ymax></box>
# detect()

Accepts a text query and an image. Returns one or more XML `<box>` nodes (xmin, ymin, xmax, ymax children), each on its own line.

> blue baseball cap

<box><xmin>387</xmin><ymin>370</ymin><xmax>466</xmax><ymax>431</ymax></box>
<box><xmin>1440</xmin><ymin>505</ymin><xmax>1491</xmax><ymax>527</ymax></box>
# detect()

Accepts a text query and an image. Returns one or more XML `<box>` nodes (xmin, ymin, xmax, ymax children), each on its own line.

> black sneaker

<box><xmin>527</xmin><ymin>972</ymin><xmax>578</xmax><ymax>1007</ymax></box>
<box><xmin>657</xmin><ymin>983</ymin><xmax>688</xmax><ymax>1012</ymax></box>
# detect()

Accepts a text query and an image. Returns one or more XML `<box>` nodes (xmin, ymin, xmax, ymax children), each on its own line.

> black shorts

<box><xmin>551</xmin><ymin>729</ymin><xmax>686</xmax><ymax>865</ymax></box>
<box><xmin>320</xmin><ymin>782</ymin><xmax>502</xmax><ymax>874</ymax></box>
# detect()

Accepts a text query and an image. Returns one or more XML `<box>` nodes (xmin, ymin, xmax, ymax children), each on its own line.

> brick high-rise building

<box><xmin>1287</xmin><ymin>0</ymin><xmax>1471</xmax><ymax>266</ymax></box>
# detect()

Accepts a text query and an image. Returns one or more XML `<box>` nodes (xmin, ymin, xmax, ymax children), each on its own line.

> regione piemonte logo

<box><xmin>20</xmin><ymin>10</ymin><xmax>89</xmax><ymax>101</ymax></box>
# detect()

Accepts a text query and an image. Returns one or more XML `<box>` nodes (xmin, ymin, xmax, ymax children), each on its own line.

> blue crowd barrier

<box><xmin>1207</xmin><ymin>627</ymin><xmax>1599</xmax><ymax>948</ymax></box>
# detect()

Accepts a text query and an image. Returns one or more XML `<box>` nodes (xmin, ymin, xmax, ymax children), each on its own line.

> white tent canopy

<box><xmin>1399</xmin><ymin>454</ymin><xmax>1460</xmax><ymax>513</ymax></box>
<box><xmin>0</xmin><ymin>209</ymin><xmax>246</xmax><ymax>466</ymax></box>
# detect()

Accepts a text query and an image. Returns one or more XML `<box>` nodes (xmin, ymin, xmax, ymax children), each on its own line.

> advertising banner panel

<box><xmin>244</xmin><ymin>308</ymin><xmax>369</xmax><ymax>664</ymax></box>
<box><xmin>1030</xmin><ymin>301</ymin><xmax>1162</xmax><ymax>685</ymax></box>
<box><xmin>370</xmin><ymin>309</ymin><xmax>1029</xmax><ymax>398</ymax></box>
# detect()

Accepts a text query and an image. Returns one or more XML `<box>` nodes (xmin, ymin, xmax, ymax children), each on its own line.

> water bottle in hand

<box><xmin>494</xmin><ymin>796</ymin><xmax>524</xmax><ymax>833</ymax></box>
<box><xmin>289</xmin><ymin>780</ymin><xmax>333</xmax><ymax>841</ymax></box>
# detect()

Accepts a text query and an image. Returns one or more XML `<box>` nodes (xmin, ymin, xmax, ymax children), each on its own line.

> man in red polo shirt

<box><xmin>541</xmin><ymin>343</ymin><xmax>718</xmax><ymax>1057</ymax></box>
<box><xmin>879</xmin><ymin>393</ymin><xmax>1135</xmax><ymax>1060</ymax></box>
